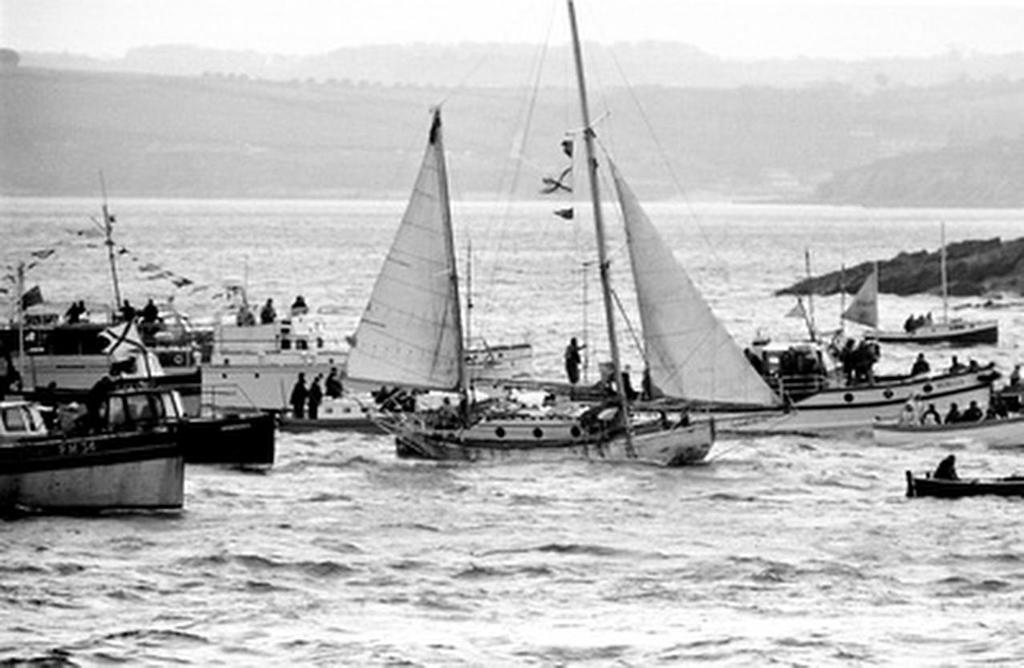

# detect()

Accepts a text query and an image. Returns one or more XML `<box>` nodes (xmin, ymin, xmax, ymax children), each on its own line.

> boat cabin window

<box><xmin>107</xmin><ymin>397</ymin><xmax>128</xmax><ymax>428</ymax></box>
<box><xmin>761</xmin><ymin>347</ymin><xmax>826</xmax><ymax>377</ymax></box>
<box><xmin>2</xmin><ymin>406</ymin><xmax>32</xmax><ymax>433</ymax></box>
<box><xmin>160</xmin><ymin>392</ymin><xmax>184</xmax><ymax>419</ymax></box>
<box><xmin>125</xmin><ymin>393</ymin><xmax>164</xmax><ymax>425</ymax></box>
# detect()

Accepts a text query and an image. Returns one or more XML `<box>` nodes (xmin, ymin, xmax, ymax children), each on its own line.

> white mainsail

<box><xmin>346</xmin><ymin>110</ymin><xmax>465</xmax><ymax>391</ymax></box>
<box><xmin>842</xmin><ymin>264</ymin><xmax>879</xmax><ymax>328</ymax></box>
<box><xmin>610</xmin><ymin>161</ymin><xmax>781</xmax><ymax>408</ymax></box>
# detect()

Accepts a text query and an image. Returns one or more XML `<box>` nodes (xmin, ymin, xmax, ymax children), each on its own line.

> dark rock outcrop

<box><xmin>777</xmin><ymin>236</ymin><xmax>1024</xmax><ymax>297</ymax></box>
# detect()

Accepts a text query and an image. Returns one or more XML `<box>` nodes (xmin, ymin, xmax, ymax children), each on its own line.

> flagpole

<box><xmin>16</xmin><ymin>262</ymin><xmax>26</xmax><ymax>387</ymax></box>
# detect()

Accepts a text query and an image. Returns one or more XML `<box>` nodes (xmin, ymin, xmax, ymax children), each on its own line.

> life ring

<box><xmin>172</xmin><ymin>353</ymin><xmax>185</xmax><ymax>366</ymax></box>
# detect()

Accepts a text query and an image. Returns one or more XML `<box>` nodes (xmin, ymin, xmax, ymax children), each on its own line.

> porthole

<box><xmin>570</xmin><ymin>426</ymin><xmax>581</xmax><ymax>438</ymax></box>
<box><xmin>843</xmin><ymin>393</ymin><xmax>854</xmax><ymax>403</ymax></box>
<box><xmin>533</xmin><ymin>427</ymin><xmax>544</xmax><ymax>439</ymax></box>
<box><xmin>883</xmin><ymin>389</ymin><xmax>893</xmax><ymax>399</ymax></box>
<box><xmin>923</xmin><ymin>384</ymin><xmax>933</xmax><ymax>394</ymax></box>
<box><xmin>495</xmin><ymin>427</ymin><xmax>506</xmax><ymax>438</ymax></box>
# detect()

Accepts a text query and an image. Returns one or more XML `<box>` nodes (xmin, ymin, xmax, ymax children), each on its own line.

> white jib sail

<box><xmin>610</xmin><ymin>161</ymin><xmax>780</xmax><ymax>408</ymax></box>
<box><xmin>346</xmin><ymin>110</ymin><xmax>463</xmax><ymax>390</ymax></box>
<box><xmin>842</xmin><ymin>264</ymin><xmax>879</xmax><ymax>328</ymax></box>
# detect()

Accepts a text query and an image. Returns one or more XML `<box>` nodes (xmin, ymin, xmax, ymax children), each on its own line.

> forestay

<box><xmin>610</xmin><ymin>161</ymin><xmax>780</xmax><ymax>408</ymax></box>
<box><xmin>346</xmin><ymin>110</ymin><xmax>464</xmax><ymax>391</ymax></box>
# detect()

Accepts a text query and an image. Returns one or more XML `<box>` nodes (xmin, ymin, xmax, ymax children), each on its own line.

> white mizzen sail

<box><xmin>610</xmin><ymin>161</ymin><xmax>781</xmax><ymax>408</ymax></box>
<box><xmin>346</xmin><ymin>109</ymin><xmax>465</xmax><ymax>391</ymax></box>
<box><xmin>842</xmin><ymin>264</ymin><xmax>879</xmax><ymax>328</ymax></box>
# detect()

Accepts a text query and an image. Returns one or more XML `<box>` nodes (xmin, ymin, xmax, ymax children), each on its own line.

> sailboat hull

<box><xmin>871</xmin><ymin>320</ymin><xmax>998</xmax><ymax>345</ymax></box>
<box><xmin>389</xmin><ymin>415</ymin><xmax>713</xmax><ymax>466</ymax></box>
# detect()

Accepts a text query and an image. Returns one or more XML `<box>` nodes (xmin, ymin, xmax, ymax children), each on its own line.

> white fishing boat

<box><xmin>873</xmin><ymin>413</ymin><xmax>1024</xmax><ymax>449</ymax></box>
<box><xmin>348</xmin><ymin>1</ymin><xmax>783</xmax><ymax>465</ymax></box>
<box><xmin>201</xmin><ymin>285</ymin><xmax>532</xmax><ymax>416</ymax></box>
<box><xmin>0</xmin><ymin>396</ymin><xmax>183</xmax><ymax>513</ymax></box>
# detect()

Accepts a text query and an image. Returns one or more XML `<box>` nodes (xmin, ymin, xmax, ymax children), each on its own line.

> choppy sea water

<box><xmin>2</xmin><ymin>198</ymin><xmax>1024</xmax><ymax>665</ymax></box>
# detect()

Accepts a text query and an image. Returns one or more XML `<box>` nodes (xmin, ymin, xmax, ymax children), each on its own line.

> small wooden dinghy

<box><xmin>905</xmin><ymin>470</ymin><xmax>1024</xmax><ymax>498</ymax></box>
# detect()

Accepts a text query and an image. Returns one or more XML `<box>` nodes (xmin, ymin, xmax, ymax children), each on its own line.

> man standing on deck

<box><xmin>290</xmin><ymin>373</ymin><xmax>308</xmax><ymax>419</ymax></box>
<box><xmin>564</xmin><ymin>337</ymin><xmax>583</xmax><ymax>385</ymax></box>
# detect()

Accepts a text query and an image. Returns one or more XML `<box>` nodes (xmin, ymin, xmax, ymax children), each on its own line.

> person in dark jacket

<box><xmin>910</xmin><ymin>353</ymin><xmax>930</xmax><ymax>376</ymax></box>
<box><xmin>307</xmin><ymin>374</ymin><xmax>323</xmax><ymax>420</ymax></box>
<box><xmin>564</xmin><ymin>337</ymin><xmax>583</xmax><ymax>385</ymax></box>
<box><xmin>290</xmin><ymin>373</ymin><xmax>308</xmax><ymax>419</ymax></box>
<box><xmin>933</xmin><ymin>454</ymin><xmax>959</xmax><ymax>480</ymax></box>
<box><xmin>325</xmin><ymin>367</ymin><xmax>342</xmax><ymax>398</ymax></box>
<box><xmin>944</xmin><ymin>402</ymin><xmax>961</xmax><ymax>424</ymax></box>
<box><xmin>961</xmin><ymin>400</ymin><xmax>983</xmax><ymax>422</ymax></box>
<box><xmin>260</xmin><ymin>298</ymin><xmax>276</xmax><ymax>324</ymax></box>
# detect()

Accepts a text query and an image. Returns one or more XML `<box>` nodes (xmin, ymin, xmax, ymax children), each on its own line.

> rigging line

<box><xmin>484</xmin><ymin>0</ymin><xmax>558</xmax><ymax>291</ymax></box>
<box><xmin>603</xmin><ymin>44</ymin><xmax>729</xmax><ymax>273</ymax></box>
<box><xmin>609</xmin><ymin>286</ymin><xmax>645</xmax><ymax>364</ymax></box>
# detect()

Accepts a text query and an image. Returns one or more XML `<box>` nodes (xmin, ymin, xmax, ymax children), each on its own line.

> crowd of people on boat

<box><xmin>903</xmin><ymin>312</ymin><xmax>933</xmax><ymax>332</ymax></box>
<box><xmin>236</xmin><ymin>295</ymin><xmax>309</xmax><ymax>327</ymax></box>
<box><xmin>899</xmin><ymin>394</ymin><xmax>1011</xmax><ymax>427</ymax></box>
<box><xmin>288</xmin><ymin>367</ymin><xmax>344</xmax><ymax>420</ymax></box>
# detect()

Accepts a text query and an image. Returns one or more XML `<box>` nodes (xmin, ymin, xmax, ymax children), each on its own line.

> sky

<box><xmin>2</xmin><ymin>0</ymin><xmax>1024</xmax><ymax>60</ymax></box>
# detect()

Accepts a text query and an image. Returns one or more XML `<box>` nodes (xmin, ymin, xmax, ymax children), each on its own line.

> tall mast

<box><xmin>940</xmin><ymin>221</ymin><xmax>948</xmax><ymax>324</ymax></box>
<box><xmin>431</xmin><ymin>108</ymin><xmax>468</xmax><ymax>402</ymax></box>
<box><xmin>567</xmin><ymin>0</ymin><xmax>634</xmax><ymax>453</ymax></box>
<box><xmin>465</xmin><ymin>238</ymin><xmax>473</xmax><ymax>392</ymax></box>
<box><xmin>99</xmin><ymin>171</ymin><xmax>122</xmax><ymax>310</ymax></box>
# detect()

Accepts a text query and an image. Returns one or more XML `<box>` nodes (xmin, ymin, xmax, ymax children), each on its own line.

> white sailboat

<box><xmin>350</xmin><ymin>2</ymin><xmax>789</xmax><ymax>465</ymax></box>
<box><xmin>853</xmin><ymin>225</ymin><xmax>998</xmax><ymax>344</ymax></box>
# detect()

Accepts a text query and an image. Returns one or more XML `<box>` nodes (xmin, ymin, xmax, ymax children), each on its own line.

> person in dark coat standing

<box><xmin>260</xmin><ymin>298</ymin><xmax>276</xmax><ymax>324</ymax></box>
<box><xmin>290</xmin><ymin>372</ymin><xmax>308</xmax><ymax>419</ymax></box>
<box><xmin>307</xmin><ymin>374</ymin><xmax>324</xmax><ymax>420</ymax></box>
<box><xmin>564</xmin><ymin>337</ymin><xmax>583</xmax><ymax>385</ymax></box>
<box><xmin>325</xmin><ymin>367</ymin><xmax>343</xmax><ymax>398</ymax></box>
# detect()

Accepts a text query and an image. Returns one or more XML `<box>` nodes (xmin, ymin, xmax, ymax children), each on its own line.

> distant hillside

<box><xmin>813</xmin><ymin>138</ymin><xmax>1024</xmax><ymax>207</ymax></box>
<box><xmin>4</xmin><ymin>66</ymin><xmax>1024</xmax><ymax>201</ymax></box>
<box><xmin>778</xmin><ymin>237</ymin><xmax>1024</xmax><ymax>297</ymax></box>
<box><xmin>17</xmin><ymin>42</ymin><xmax>1024</xmax><ymax>91</ymax></box>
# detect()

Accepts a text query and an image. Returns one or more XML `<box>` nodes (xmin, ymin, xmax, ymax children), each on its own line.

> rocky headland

<box><xmin>777</xmin><ymin>237</ymin><xmax>1024</xmax><ymax>297</ymax></box>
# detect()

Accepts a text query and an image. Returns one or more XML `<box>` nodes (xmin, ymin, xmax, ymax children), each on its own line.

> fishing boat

<box><xmin>850</xmin><ymin>225</ymin><xmax>999</xmax><ymax>345</ymax></box>
<box><xmin>874</xmin><ymin>413</ymin><xmax>1024</xmax><ymax>449</ymax></box>
<box><xmin>0</xmin><ymin>396</ymin><xmax>183</xmax><ymax>513</ymax></box>
<box><xmin>905</xmin><ymin>471</ymin><xmax>1024</xmax><ymax>498</ymax></box>
<box><xmin>729</xmin><ymin>365</ymin><xmax>997</xmax><ymax>433</ymax></box>
<box><xmin>348</xmin><ymin>2</ymin><xmax>784</xmax><ymax>465</ymax></box>
<box><xmin>27</xmin><ymin>363</ymin><xmax>275</xmax><ymax>468</ymax></box>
